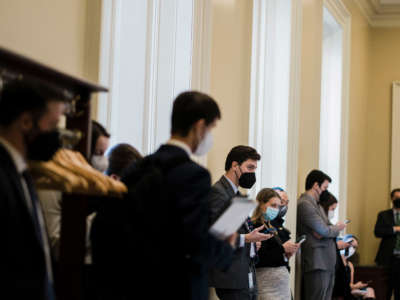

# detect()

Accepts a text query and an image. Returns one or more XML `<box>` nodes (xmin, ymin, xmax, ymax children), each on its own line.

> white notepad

<box><xmin>209</xmin><ymin>197</ymin><xmax>256</xmax><ymax>240</ymax></box>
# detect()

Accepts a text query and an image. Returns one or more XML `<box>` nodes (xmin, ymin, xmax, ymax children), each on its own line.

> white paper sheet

<box><xmin>209</xmin><ymin>197</ymin><xmax>256</xmax><ymax>240</ymax></box>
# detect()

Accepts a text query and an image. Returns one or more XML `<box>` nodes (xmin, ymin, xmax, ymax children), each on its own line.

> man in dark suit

<box><xmin>208</xmin><ymin>145</ymin><xmax>271</xmax><ymax>300</ymax></box>
<box><xmin>96</xmin><ymin>91</ymin><xmax>236</xmax><ymax>300</ymax></box>
<box><xmin>374</xmin><ymin>188</ymin><xmax>400</xmax><ymax>300</ymax></box>
<box><xmin>0</xmin><ymin>81</ymin><xmax>66</xmax><ymax>300</ymax></box>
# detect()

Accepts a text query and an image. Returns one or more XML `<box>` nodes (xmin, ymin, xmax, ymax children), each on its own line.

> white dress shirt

<box><xmin>167</xmin><ymin>139</ymin><xmax>192</xmax><ymax>156</ymax></box>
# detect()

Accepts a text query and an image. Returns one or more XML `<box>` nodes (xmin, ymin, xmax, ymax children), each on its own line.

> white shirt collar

<box><xmin>167</xmin><ymin>139</ymin><xmax>192</xmax><ymax>157</ymax></box>
<box><xmin>224</xmin><ymin>175</ymin><xmax>238</xmax><ymax>194</ymax></box>
<box><xmin>0</xmin><ymin>137</ymin><xmax>27</xmax><ymax>174</ymax></box>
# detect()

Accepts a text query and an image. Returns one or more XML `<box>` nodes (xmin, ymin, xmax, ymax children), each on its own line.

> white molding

<box><xmin>142</xmin><ymin>0</ymin><xmax>161</xmax><ymax>155</ymax></box>
<box><xmin>287</xmin><ymin>1</ymin><xmax>302</xmax><ymax>295</ymax></box>
<box><xmin>191</xmin><ymin>0</ymin><xmax>213</xmax><ymax>167</ymax></box>
<box><xmin>355</xmin><ymin>0</ymin><xmax>400</xmax><ymax>27</ymax></box>
<box><xmin>249</xmin><ymin>0</ymin><xmax>267</xmax><ymax>196</ymax></box>
<box><xmin>391</xmin><ymin>81</ymin><xmax>400</xmax><ymax>191</ymax></box>
<box><xmin>97</xmin><ymin>0</ymin><xmax>122</xmax><ymax>133</ymax></box>
<box><xmin>192</xmin><ymin>0</ymin><xmax>212</xmax><ymax>93</ymax></box>
<box><xmin>322</xmin><ymin>0</ymin><xmax>351</xmax><ymax>225</ymax></box>
<box><xmin>249</xmin><ymin>0</ymin><xmax>302</xmax><ymax>293</ymax></box>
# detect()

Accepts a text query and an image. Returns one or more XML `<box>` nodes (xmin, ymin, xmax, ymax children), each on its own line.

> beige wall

<box><xmin>297</xmin><ymin>0</ymin><xmax>324</xmax><ymax>194</ymax></box>
<box><xmin>207</xmin><ymin>2</ymin><xmax>253</xmax><ymax>298</ymax></box>
<box><xmin>207</xmin><ymin>0</ymin><xmax>253</xmax><ymax>183</ymax></box>
<box><xmin>342</xmin><ymin>0</ymin><xmax>372</xmax><ymax>265</ymax></box>
<box><xmin>300</xmin><ymin>0</ymin><xmax>374</xmax><ymax>264</ymax></box>
<box><xmin>300</xmin><ymin>0</ymin><xmax>400</xmax><ymax>265</ymax></box>
<box><xmin>0</xmin><ymin>0</ymin><xmax>102</xmax><ymax>116</ymax></box>
<box><xmin>363</xmin><ymin>27</ymin><xmax>400</xmax><ymax>264</ymax></box>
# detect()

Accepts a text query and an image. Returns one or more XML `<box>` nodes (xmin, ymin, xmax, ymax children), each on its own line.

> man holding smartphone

<box><xmin>297</xmin><ymin>170</ymin><xmax>347</xmax><ymax>300</ymax></box>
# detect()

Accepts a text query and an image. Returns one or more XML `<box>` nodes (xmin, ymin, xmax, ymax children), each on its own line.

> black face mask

<box><xmin>27</xmin><ymin>130</ymin><xmax>61</xmax><ymax>161</ymax></box>
<box><xmin>278</xmin><ymin>205</ymin><xmax>288</xmax><ymax>218</ymax></box>
<box><xmin>394</xmin><ymin>198</ymin><xmax>400</xmax><ymax>209</ymax></box>
<box><xmin>238</xmin><ymin>172</ymin><xmax>256</xmax><ymax>189</ymax></box>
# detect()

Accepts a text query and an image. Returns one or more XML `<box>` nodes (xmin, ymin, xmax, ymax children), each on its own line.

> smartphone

<box><xmin>265</xmin><ymin>227</ymin><xmax>277</xmax><ymax>234</ymax></box>
<box><xmin>344</xmin><ymin>219</ymin><xmax>351</xmax><ymax>224</ymax></box>
<box><xmin>296</xmin><ymin>234</ymin><xmax>306</xmax><ymax>244</ymax></box>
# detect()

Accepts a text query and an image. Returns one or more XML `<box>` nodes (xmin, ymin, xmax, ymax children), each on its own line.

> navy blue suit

<box><xmin>91</xmin><ymin>144</ymin><xmax>233</xmax><ymax>300</ymax></box>
<box><xmin>0</xmin><ymin>144</ymin><xmax>50</xmax><ymax>300</ymax></box>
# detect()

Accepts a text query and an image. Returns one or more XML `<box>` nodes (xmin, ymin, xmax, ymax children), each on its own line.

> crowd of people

<box><xmin>0</xmin><ymin>81</ymin><xmax>393</xmax><ymax>300</ymax></box>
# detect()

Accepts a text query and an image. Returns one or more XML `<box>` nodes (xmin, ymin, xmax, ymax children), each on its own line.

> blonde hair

<box><xmin>251</xmin><ymin>188</ymin><xmax>281</xmax><ymax>224</ymax></box>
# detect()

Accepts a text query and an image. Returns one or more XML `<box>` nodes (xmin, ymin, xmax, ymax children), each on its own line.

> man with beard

<box><xmin>0</xmin><ymin>81</ymin><xmax>66</xmax><ymax>300</ymax></box>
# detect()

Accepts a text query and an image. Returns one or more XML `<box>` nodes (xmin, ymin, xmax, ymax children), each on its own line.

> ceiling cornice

<box><xmin>355</xmin><ymin>0</ymin><xmax>400</xmax><ymax>27</ymax></box>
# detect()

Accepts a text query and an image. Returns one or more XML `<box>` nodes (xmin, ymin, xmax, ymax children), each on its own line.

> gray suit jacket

<box><xmin>296</xmin><ymin>193</ymin><xmax>340</xmax><ymax>273</ymax></box>
<box><xmin>208</xmin><ymin>176</ymin><xmax>255</xmax><ymax>290</ymax></box>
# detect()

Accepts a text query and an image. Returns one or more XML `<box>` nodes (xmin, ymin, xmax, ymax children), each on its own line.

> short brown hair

<box><xmin>106</xmin><ymin>143</ymin><xmax>142</xmax><ymax>177</ymax></box>
<box><xmin>391</xmin><ymin>188</ymin><xmax>400</xmax><ymax>199</ymax></box>
<box><xmin>224</xmin><ymin>145</ymin><xmax>261</xmax><ymax>171</ymax></box>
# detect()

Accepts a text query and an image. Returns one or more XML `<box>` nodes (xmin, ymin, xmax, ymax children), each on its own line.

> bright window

<box><xmin>319</xmin><ymin>6</ymin><xmax>344</xmax><ymax>224</ymax></box>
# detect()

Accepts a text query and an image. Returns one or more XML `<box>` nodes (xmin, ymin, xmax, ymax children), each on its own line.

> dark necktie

<box><xmin>22</xmin><ymin>170</ymin><xmax>55</xmax><ymax>300</ymax></box>
<box><xmin>395</xmin><ymin>213</ymin><xmax>400</xmax><ymax>252</ymax></box>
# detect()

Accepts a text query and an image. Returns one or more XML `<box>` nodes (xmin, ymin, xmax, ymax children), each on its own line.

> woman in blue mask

<box><xmin>250</xmin><ymin>188</ymin><xmax>300</xmax><ymax>300</ymax></box>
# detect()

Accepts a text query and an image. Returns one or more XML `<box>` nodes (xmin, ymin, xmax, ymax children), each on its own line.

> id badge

<box><xmin>248</xmin><ymin>272</ymin><xmax>254</xmax><ymax>289</ymax></box>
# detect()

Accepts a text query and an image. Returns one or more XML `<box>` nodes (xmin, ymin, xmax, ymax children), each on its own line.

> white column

<box><xmin>97</xmin><ymin>0</ymin><xmax>212</xmax><ymax>157</ymax></box>
<box><xmin>249</xmin><ymin>0</ymin><xmax>302</xmax><ymax>293</ymax></box>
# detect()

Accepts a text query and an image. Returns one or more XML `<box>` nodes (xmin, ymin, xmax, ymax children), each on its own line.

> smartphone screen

<box><xmin>296</xmin><ymin>235</ymin><xmax>306</xmax><ymax>244</ymax></box>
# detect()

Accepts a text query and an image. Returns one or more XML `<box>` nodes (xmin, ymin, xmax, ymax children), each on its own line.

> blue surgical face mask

<box><xmin>264</xmin><ymin>206</ymin><xmax>279</xmax><ymax>221</ymax></box>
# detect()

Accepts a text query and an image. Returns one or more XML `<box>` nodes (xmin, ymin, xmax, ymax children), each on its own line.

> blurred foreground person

<box><xmin>92</xmin><ymin>91</ymin><xmax>236</xmax><ymax>300</ymax></box>
<box><xmin>0</xmin><ymin>81</ymin><xmax>66</xmax><ymax>300</ymax></box>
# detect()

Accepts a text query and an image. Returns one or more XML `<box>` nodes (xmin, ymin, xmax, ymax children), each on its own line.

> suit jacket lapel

<box><xmin>218</xmin><ymin>175</ymin><xmax>236</xmax><ymax>198</ymax></box>
<box><xmin>0</xmin><ymin>144</ymin><xmax>27</xmax><ymax>203</ymax></box>
<box><xmin>388</xmin><ymin>210</ymin><xmax>395</xmax><ymax>226</ymax></box>
<box><xmin>218</xmin><ymin>176</ymin><xmax>251</xmax><ymax>234</ymax></box>
<box><xmin>0</xmin><ymin>144</ymin><xmax>37</xmax><ymax>228</ymax></box>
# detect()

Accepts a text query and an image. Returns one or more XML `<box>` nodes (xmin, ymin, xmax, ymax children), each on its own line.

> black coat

<box><xmin>252</xmin><ymin>221</ymin><xmax>287</xmax><ymax>268</ymax></box>
<box><xmin>0</xmin><ymin>144</ymin><xmax>48</xmax><ymax>300</ymax></box>
<box><xmin>375</xmin><ymin>209</ymin><xmax>398</xmax><ymax>266</ymax></box>
<box><xmin>91</xmin><ymin>145</ymin><xmax>233</xmax><ymax>300</ymax></box>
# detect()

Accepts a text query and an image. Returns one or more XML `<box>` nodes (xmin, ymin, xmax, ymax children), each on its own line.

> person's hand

<box><xmin>256</xmin><ymin>241</ymin><xmax>262</xmax><ymax>251</ymax></box>
<box><xmin>226</xmin><ymin>232</ymin><xmax>238</xmax><ymax>249</ymax></box>
<box><xmin>336</xmin><ymin>221</ymin><xmax>347</xmax><ymax>231</ymax></box>
<box><xmin>245</xmin><ymin>225</ymin><xmax>273</xmax><ymax>243</ymax></box>
<box><xmin>394</xmin><ymin>226</ymin><xmax>400</xmax><ymax>233</ymax></box>
<box><xmin>283</xmin><ymin>240</ymin><xmax>299</xmax><ymax>256</ymax></box>
<box><xmin>337</xmin><ymin>240</ymin><xmax>350</xmax><ymax>250</ymax></box>
<box><xmin>312</xmin><ymin>231</ymin><xmax>322</xmax><ymax>239</ymax></box>
<box><xmin>353</xmin><ymin>281</ymin><xmax>367</xmax><ymax>289</ymax></box>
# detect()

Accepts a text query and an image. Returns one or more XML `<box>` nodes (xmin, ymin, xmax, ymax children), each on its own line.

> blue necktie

<box><xmin>22</xmin><ymin>170</ymin><xmax>55</xmax><ymax>300</ymax></box>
